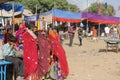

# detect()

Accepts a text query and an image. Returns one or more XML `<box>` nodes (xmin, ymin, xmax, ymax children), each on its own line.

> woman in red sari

<box><xmin>23</xmin><ymin>27</ymin><xmax>51</xmax><ymax>80</ymax></box>
<box><xmin>22</xmin><ymin>28</ymin><xmax>38</xmax><ymax>80</ymax></box>
<box><xmin>49</xmin><ymin>28</ymin><xmax>69</xmax><ymax>80</ymax></box>
<box><xmin>92</xmin><ymin>26</ymin><xmax>97</xmax><ymax>41</ymax></box>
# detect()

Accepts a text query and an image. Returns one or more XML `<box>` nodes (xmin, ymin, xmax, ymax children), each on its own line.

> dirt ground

<box><xmin>63</xmin><ymin>33</ymin><xmax>120</xmax><ymax>80</ymax></box>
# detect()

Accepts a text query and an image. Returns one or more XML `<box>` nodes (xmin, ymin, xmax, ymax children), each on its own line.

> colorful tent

<box><xmin>41</xmin><ymin>8</ymin><xmax>82</xmax><ymax>23</ymax></box>
<box><xmin>0</xmin><ymin>3</ymin><xmax>24</xmax><ymax>17</ymax></box>
<box><xmin>82</xmin><ymin>12</ymin><xmax>120</xmax><ymax>24</ymax></box>
<box><xmin>0</xmin><ymin>3</ymin><xmax>24</xmax><ymax>12</ymax></box>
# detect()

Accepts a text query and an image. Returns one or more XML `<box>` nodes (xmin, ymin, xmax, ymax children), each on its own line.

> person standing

<box><xmin>68</xmin><ymin>26</ymin><xmax>74</xmax><ymax>46</ymax></box>
<box><xmin>78</xmin><ymin>27</ymin><xmax>83</xmax><ymax>46</ymax></box>
<box><xmin>92</xmin><ymin>26</ymin><xmax>97</xmax><ymax>41</ymax></box>
<box><xmin>113</xmin><ymin>26</ymin><xmax>118</xmax><ymax>38</ymax></box>
<box><xmin>104</xmin><ymin>26</ymin><xmax>110</xmax><ymax>38</ymax></box>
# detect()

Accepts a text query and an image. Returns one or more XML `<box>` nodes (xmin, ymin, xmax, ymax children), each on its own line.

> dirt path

<box><xmin>63</xmin><ymin>34</ymin><xmax>120</xmax><ymax>80</ymax></box>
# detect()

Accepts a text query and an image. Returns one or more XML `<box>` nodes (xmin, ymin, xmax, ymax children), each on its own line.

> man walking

<box><xmin>68</xmin><ymin>26</ymin><xmax>74</xmax><ymax>46</ymax></box>
<box><xmin>78</xmin><ymin>27</ymin><xmax>83</xmax><ymax>46</ymax></box>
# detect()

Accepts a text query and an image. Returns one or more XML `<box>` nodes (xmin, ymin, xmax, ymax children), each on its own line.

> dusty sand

<box><xmin>63</xmin><ymin>33</ymin><xmax>120</xmax><ymax>80</ymax></box>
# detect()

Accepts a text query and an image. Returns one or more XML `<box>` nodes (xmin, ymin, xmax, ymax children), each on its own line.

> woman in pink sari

<box><xmin>15</xmin><ymin>24</ymin><xmax>26</xmax><ymax>51</ymax></box>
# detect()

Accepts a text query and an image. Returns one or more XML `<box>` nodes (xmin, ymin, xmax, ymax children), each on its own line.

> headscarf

<box><xmin>15</xmin><ymin>23</ymin><xmax>26</xmax><ymax>46</ymax></box>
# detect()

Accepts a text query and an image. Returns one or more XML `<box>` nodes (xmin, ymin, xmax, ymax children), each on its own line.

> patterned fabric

<box><xmin>15</xmin><ymin>23</ymin><xmax>26</xmax><ymax>48</ymax></box>
<box><xmin>57</xmin><ymin>59</ymin><xmax>62</xmax><ymax>80</ymax></box>
<box><xmin>37</xmin><ymin>32</ymin><xmax>51</xmax><ymax>77</ymax></box>
<box><xmin>49</xmin><ymin>35</ymin><xmax>69</xmax><ymax>77</ymax></box>
<box><xmin>22</xmin><ymin>31</ymin><xmax>38</xmax><ymax>79</ymax></box>
<box><xmin>68</xmin><ymin>26</ymin><xmax>74</xmax><ymax>36</ymax></box>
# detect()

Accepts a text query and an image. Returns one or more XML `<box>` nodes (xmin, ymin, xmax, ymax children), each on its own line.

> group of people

<box><xmin>104</xmin><ymin>25</ymin><xmax>119</xmax><ymax>39</ymax></box>
<box><xmin>1</xmin><ymin>23</ymin><xmax>69</xmax><ymax>80</ymax></box>
<box><xmin>68</xmin><ymin>26</ymin><xmax>83</xmax><ymax>47</ymax></box>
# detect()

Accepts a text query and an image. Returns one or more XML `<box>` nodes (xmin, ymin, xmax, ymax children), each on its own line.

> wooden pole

<box><xmin>98</xmin><ymin>23</ymin><xmax>101</xmax><ymax>38</ymax></box>
<box><xmin>86</xmin><ymin>0</ymin><xmax>89</xmax><ymax>34</ymax></box>
<box><xmin>12</xmin><ymin>2</ymin><xmax>15</xmax><ymax>34</ymax></box>
<box><xmin>35</xmin><ymin>4</ymin><xmax>37</xmax><ymax>26</ymax></box>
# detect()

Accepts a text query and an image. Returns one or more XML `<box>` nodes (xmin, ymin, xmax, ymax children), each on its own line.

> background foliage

<box><xmin>12</xmin><ymin>1</ymin><xmax>115</xmax><ymax>16</ymax></box>
<box><xmin>13</xmin><ymin>0</ymin><xmax>79</xmax><ymax>14</ymax></box>
<box><xmin>86</xmin><ymin>2</ymin><xmax>115</xmax><ymax>16</ymax></box>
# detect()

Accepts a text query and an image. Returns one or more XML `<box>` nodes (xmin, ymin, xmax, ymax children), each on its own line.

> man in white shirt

<box><xmin>113</xmin><ymin>26</ymin><xmax>118</xmax><ymax>38</ymax></box>
<box><xmin>104</xmin><ymin>26</ymin><xmax>110</xmax><ymax>38</ymax></box>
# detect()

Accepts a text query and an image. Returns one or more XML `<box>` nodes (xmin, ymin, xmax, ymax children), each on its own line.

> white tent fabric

<box><xmin>41</xmin><ymin>14</ymin><xmax>52</xmax><ymax>24</ymax></box>
<box><xmin>23</xmin><ymin>9</ymin><xmax>33</xmax><ymax>16</ymax></box>
<box><xmin>0</xmin><ymin>9</ymin><xmax>32</xmax><ymax>17</ymax></box>
<box><xmin>0</xmin><ymin>9</ymin><xmax>21</xmax><ymax>17</ymax></box>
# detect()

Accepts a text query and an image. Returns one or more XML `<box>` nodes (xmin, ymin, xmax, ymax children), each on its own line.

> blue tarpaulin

<box><xmin>53</xmin><ymin>8</ymin><xmax>81</xmax><ymax>20</ymax></box>
<box><xmin>42</xmin><ymin>8</ymin><xmax>82</xmax><ymax>23</ymax></box>
<box><xmin>0</xmin><ymin>3</ymin><xmax>24</xmax><ymax>12</ymax></box>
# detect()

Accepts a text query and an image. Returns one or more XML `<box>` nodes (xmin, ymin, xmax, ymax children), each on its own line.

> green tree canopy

<box><xmin>86</xmin><ymin>2</ymin><xmax>115</xmax><ymax>16</ymax></box>
<box><xmin>13</xmin><ymin>0</ymin><xmax>79</xmax><ymax>14</ymax></box>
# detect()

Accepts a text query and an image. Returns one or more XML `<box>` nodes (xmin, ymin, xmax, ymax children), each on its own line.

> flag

<box><xmin>118</xmin><ymin>6</ymin><xmax>120</xmax><ymax>11</ymax></box>
<box><xmin>98</xmin><ymin>3</ymin><xmax>102</xmax><ymax>14</ymax></box>
<box><xmin>37</xmin><ymin>20</ymin><xmax>40</xmax><ymax>30</ymax></box>
<box><xmin>111</xmin><ymin>7</ymin><xmax>114</xmax><ymax>13</ymax></box>
<box><xmin>104</xmin><ymin>2</ymin><xmax>107</xmax><ymax>9</ymax></box>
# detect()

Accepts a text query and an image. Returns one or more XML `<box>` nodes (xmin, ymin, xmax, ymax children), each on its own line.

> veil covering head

<box><xmin>19</xmin><ymin>23</ymin><xmax>26</xmax><ymax>29</ymax></box>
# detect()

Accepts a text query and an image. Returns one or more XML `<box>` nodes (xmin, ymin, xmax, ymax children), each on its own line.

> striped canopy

<box><xmin>42</xmin><ymin>8</ymin><xmax>82</xmax><ymax>23</ymax></box>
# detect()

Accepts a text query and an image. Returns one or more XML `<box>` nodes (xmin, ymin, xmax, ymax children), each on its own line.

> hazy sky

<box><xmin>67</xmin><ymin>0</ymin><xmax>120</xmax><ymax>17</ymax></box>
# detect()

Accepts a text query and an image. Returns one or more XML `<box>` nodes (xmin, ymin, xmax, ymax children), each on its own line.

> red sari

<box><xmin>49</xmin><ymin>35</ymin><xmax>69</xmax><ymax>77</ymax></box>
<box><xmin>22</xmin><ymin>31</ymin><xmax>38</xmax><ymax>79</ymax></box>
<box><xmin>37</xmin><ymin>32</ymin><xmax>51</xmax><ymax>77</ymax></box>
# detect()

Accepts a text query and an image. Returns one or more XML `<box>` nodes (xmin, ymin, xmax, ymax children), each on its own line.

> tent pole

<box><xmin>35</xmin><ymin>4</ymin><xmax>37</xmax><ymax>26</ymax></box>
<box><xmin>52</xmin><ymin>8</ymin><xmax>54</xmax><ymax>28</ymax></box>
<box><xmin>12</xmin><ymin>2</ymin><xmax>15</xmax><ymax>34</ymax></box>
<box><xmin>86</xmin><ymin>19</ymin><xmax>88</xmax><ymax>33</ymax></box>
<box><xmin>98</xmin><ymin>23</ymin><xmax>101</xmax><ymax>39</ymax></box>
<box><xmin>86</xmin><ymin>0</ymin><xmax>89</xmax><ymax>36</ymax></box>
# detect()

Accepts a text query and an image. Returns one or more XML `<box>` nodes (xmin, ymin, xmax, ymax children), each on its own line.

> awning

<box><xmin>41</xmin><ymin>8</ymin><xmax>82</xmax><ymax>23</ymax></box>
<box><xmin>82</xmin><ymin>12</ymin><xmax>120</xmax><ymax>24</ymax></box>
<box><xmin>0</xmin><ymin>3</ymin><xmax>24</xmax><ymax>12</ymax></box>
<box><xmin>0</xmin><ymin>3</ymin><xmax>24</xmax><ymax>17</ymax></box>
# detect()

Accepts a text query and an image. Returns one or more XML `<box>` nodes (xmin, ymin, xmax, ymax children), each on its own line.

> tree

<box><xmin>68</xmin><ymin>4</ymin><xmax>79</xmax><ymax>12</ymax></box>
<box><xmin>13</xmin><ymin>0</ymin><xmax>79</xmax><ymax>14</ymax></box>
<box><xmin>86</xmin><ymin>2</ymin><xmax>115</xmax><ymax>16</ymax></box>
